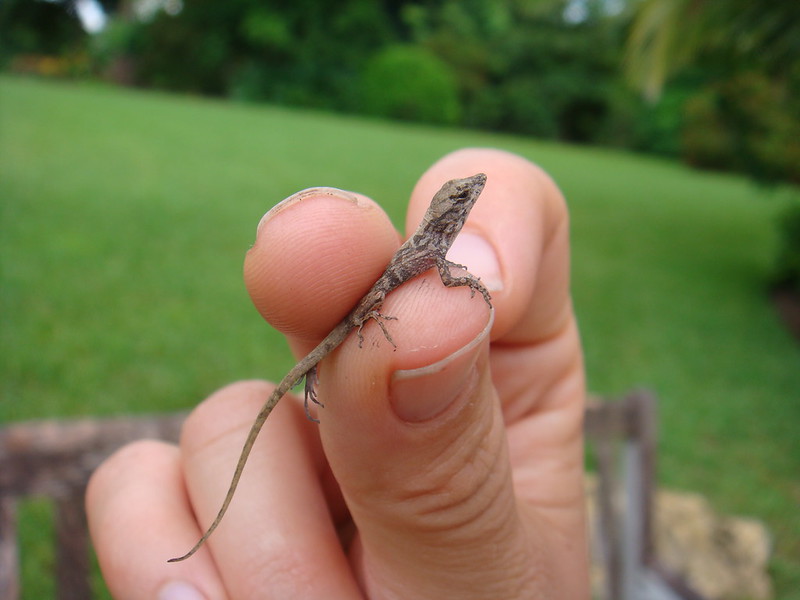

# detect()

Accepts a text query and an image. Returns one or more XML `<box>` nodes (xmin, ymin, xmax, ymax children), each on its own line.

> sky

<box><xmin>74</xmin><ymin>0</ymin><xmax>106</xmax><ymax>33</ymax></box>
<box><xmin>563</xmin><ymin>0</ymin><xmax>626</xmax><ymax>23</ymax></box>
<box><xmin>71</xmin><ymin>0</ymin><xmax>183</xmax><ymax>33</ymax></box>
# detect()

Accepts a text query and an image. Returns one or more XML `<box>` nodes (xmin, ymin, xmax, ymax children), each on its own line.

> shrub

<box><xmin>360</xmin><ymin>45</ymin><xmax>461</xmax><ymax>125</ymax></box>
<box><xmin>681</xmin><ymin>88</ymin><xmax>738</xmax><ymax>171</ymax></box>
<box><xmin>681</xmin><ymin>73</ymin><xmax>800</xmax><ymax>183</ymax></box>
<box><xmin>775</xmin><ymin>198</ymin><xmax>800</xmax><ymax>294</ymax></box>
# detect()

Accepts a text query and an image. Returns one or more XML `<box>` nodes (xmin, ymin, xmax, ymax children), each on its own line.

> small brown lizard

<box><xmin>169</xmin><ymin>173</ymin><xmax>491</xmax><ymax>562</ymax></box>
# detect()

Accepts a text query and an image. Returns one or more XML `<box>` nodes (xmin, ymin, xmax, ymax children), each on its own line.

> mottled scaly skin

<box><xmin>169</xmin><ymin>173</ymin><xmax>491</xmax><ymax>562</ymax></box>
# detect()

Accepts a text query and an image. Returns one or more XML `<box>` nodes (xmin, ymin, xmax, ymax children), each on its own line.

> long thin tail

<box><xmin>167</xmin><ymin>366</ymin><xmax>308</xmax><ymax>562</ymax></box>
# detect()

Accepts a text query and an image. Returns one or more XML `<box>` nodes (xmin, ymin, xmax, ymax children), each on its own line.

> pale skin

<box><xmin>86</xmin><ymin>148</ymin><xmax>589</xmax><ymax>599</ymax></box>
<box><xmin>169</xmin><ymin>173</ymin><xmax>493</xmax><ymax>564</ymax></box>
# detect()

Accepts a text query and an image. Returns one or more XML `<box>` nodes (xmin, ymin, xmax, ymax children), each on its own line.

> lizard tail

<box><xmin>167</xmin><ymin>367</ymin><xmax>308</xmax><ymax>563</ymax></box>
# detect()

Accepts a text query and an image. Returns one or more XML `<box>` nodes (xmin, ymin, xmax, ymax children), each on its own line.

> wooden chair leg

<box><xmin>55</xmin><ymin>491</ymin><xmax>91</xmax><ymax>600</ymax></box>
<box><xmin>0</xmin><ymin>496</ymin><xmax>20</xmax><ymax>600</ymax></box>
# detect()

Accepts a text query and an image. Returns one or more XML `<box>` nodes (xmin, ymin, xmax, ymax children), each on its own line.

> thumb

<box><xmin>318</xmin><ymin>268</ymin><xmax>537</xmax><ymax>599</ymax></box>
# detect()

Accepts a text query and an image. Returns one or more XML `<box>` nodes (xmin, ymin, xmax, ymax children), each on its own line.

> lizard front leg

<box><xmin>436</xmin><ymin>257</ymin><xmax>492</xmax><ymax>307</ymax></box>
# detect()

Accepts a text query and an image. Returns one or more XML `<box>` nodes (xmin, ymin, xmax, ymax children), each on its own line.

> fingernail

<box><xmin>447</xmin><ymin>232</ymin><xmax>503</xmax><ymax>292</ymax></box>
<box><xmin>157</xmin><ymin>580</ymin><xmax>207</xmax><ymax>600</ymax></box>
<box><xmin>390</xmin><ymin>310</ymin><xmax>494</xmax><ymax>422</ymax></box>
<box><xmin>255</xmin><ymin>187</ymin><xmax>358</xmax><ymax>238</ymax></box>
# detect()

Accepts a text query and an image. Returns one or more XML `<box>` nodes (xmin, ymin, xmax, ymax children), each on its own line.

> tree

<box><xmin>121</xmin><ymin>0</ymin><xmax>393</xmax><ymax>107</ymax></box>
<box><xmin>0</xmin><ymin>0</ymin><xmax>86</xmax><ymax>60</ymax></box>
<box><xmin>403</xmin><ymin>0</ymin><xmax>628</xmax><ymax>143</ymax></box>
<box><xmin>625</xmin><ymin>0</ymin><xmax>800</xmax><ymax>101</ymax></box>
<box><xmin>625</xmin><ymin>0</ymin><xmax>800</xmax><ymax>294</ymax></box>
<box><xmin>625</xmin><ymin>0</ymin><xmax>800</xmax><ymax>182</ymax></box>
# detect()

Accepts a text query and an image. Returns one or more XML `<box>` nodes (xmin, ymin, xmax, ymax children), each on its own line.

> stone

<box><xmin>653</xmin><ymin>489</ymin><xmax>772</xmax><ymax>600</ymax></box>
<box><xmin>586</xmin><ymin>476</ymin><xmax>773</xmax><ymax>600</ymax></box>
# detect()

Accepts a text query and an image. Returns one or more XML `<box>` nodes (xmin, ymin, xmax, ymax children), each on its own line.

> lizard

<box><xmin>169</xmin><ymin>172</ymin><xmax>492</xmax><ymax>563</ymax></box>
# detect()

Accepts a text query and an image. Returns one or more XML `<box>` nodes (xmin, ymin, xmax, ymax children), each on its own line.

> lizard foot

<box><xmin>357</xmin><ymin>311</ymin><xmax>398</xmax><ymax>349</ymax></box>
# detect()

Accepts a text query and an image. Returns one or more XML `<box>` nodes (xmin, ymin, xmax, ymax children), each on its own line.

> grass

<box><xmin>2</xmin><ymin>74</ymin><xmax>799</xmax><ymax>598</ymax></box>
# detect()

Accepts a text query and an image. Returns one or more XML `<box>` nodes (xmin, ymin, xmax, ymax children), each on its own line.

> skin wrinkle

<box><xmin>363</xmin><ymin>374</ymin><xmax>494</xmax><ymax>511</ymax></box>
<box><xmin>360</xmin><ymin>512</ymin><xmax>536</xmax><ymax>600</ymax></box>
<box><xmin>354</xmin><ymin>383</ymin><xmax>532</xmax><ymax>597</ymax></box>
<box><xmin>233</xmin><ymin>540</ymin><xmax>320</xmax><ymax>600</ymax></box>
<box><xmin>424</xmin><ymin>451</ymin><xmax>514</xmax><ymax>540</ymax></box>
<box><xmin>359</xmin><ymin>495</ymin><xmax>546</xmax><ymax>600</ymax></box>
<box><xmin>394</xmin><ymin>425</ymin><xmax>508</xmax><ymax>532</ymax></box>
<box><xmin>346</xmin><ymin>362</ymin><xmax>513</xmax><ymax>555</ymax></box>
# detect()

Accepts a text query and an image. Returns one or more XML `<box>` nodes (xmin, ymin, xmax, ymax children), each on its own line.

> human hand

<box><xmin>86</xmin><ymin>148</ymin><xmax>588</xmax><ymax>599</ymax></box>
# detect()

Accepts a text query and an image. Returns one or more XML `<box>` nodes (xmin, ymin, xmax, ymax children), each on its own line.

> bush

<box><xmin>228</xmin><ymin>60</ymin><xmax>272</xmax><ymax>103</ymax></box>
<box><xmin>89</xmin><ymin>18</ymin><xmax>146</xmax><ymax>85</ymax></box>
<box><xmin>360</xmin><ymin>45</ymin><xmax>461</xmax><ymax>125</ymax></box>
<box><xmin>681</xmin><ymin>89</ymin><xmax>738</xmax><ymax>171</ymax></box>
<box><xmin>626</xmin><ymin>86</ymin><xmax>687</xmax><ymax>156</ymax></box>
<box><xmin>775</xmin><ymin>199</ymin><xmax>800</xmax><ymax>294</ymax></box>
<box><xmin>681</xmin><ymin>73</ymin><xmax>800</xmax><ymax>183</ymax></box>
<box><xmin>495</xmin><ymin>77</ymin><xmax>559</xmax><ymax>138</ymax></box>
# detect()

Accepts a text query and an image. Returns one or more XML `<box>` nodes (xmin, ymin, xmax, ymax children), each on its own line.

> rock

<box><xmin>654</xmin><ymin>489</ymin><xmax>772</xmax><ymax>600</ymax></box>
<box><xmin>586</xmin><ymin>476</ymin><xmax>773</xmax><ymax>600</ymax></box>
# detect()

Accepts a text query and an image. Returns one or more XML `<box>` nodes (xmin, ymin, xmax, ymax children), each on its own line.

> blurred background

<box><xmin>1</xmin><ymin>0</ymin><xmax>798</xmax><ymax>598</ymax></box>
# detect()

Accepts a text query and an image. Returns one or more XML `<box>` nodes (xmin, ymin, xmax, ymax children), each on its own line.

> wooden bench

<box><xmin>1</xmin><ymin>391</ymin><xmax>705</xmax><ymax>599</ymax></box>
<box><xmin>0</xmin><ymin>413</ymin><xmax>185</xmax><ymax>599</ymax></box>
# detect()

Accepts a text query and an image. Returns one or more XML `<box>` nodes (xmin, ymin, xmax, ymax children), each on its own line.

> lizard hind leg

<box><xmin>356</xmin><ymin>311</ymin><xmax>398</xmax><ymax>349</ymax></box>
<box><xmin>436</xmin><ymin>258</ymin><xmax>493</xmax><ymax>307</ymax></box>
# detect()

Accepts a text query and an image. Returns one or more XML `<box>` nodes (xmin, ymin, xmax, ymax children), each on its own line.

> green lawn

<box><xmin>2</xmin><ymin>75</ymin><xmax>798</xmax><ymax>598</ymax></box>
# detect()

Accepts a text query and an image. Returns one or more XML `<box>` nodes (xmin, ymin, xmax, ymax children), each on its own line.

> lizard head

<box><xmin>423</xmin><ymin>173</ymin><xmax>487</xmax><ymax>244</ymax></box>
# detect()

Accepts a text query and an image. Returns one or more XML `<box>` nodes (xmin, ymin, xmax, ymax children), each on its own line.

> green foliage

<box><xmin>0</xmin><ymin>0</ymin><xmax>86</xmax><ymax>61</ymax></box>
<box><xmin>241</xmin><ymin>8</ymin><xmax>292</xmax><ymax>51</ymax></box>
<box><xmin>681</xmin><ymin>72</ymin><xmax>800</xmax><ymax>183</ymax></box>
<box><xmin>775</xmin><ymin>199</ymin><xmax>800</xmax><ymax>293</ymax></box>
<box><xmin>134</xmin><ymin>10</ymin><xmax>231</xmax><ymax>94</ymax></box>
<box><xmin>88</xmin><ymin>17</ymin><xmax>147</xmax><ymax>85</ymax></box>
<box><xmin>403</xmin><ymin>0</ymin><xmax>626</xmax><ymax>143</ymax></box>
<box><xmin>621</xmin><ymin>85</ymin><xmax>687</xmax><ymax>156</ymax></box>
<box><xmin>625</xmin><ymin>0</ymin><xmax>800</xmax><ymax>183</ymax></box>
<box><xmin>475</xmin><ymin>77</ymin><xmax>559</xmax><ymax>138</ymax></box>
<box><xmin>90</xmin><ymin>18</ymin><xmax>139</xmax><ymax>62</ymax></box>
<box><xmin>681</xmin><ymin>88</ymin><xmax>737</xmax><ymax>171</ymax></box>
<box><xmin>114</xmin><ymin>0</ymin><xmax>393</xmax><ymax>108</ymax></box>
<box><xmin>361</xmin><ymin>45</ymin><xmax>461</xmax><ymax>125</ymax></box>
<box><xmin>2</xmin><ymin>77</ymin><xmax>800</xmax><ymax>596</ymax></box>
<box><xmin>625</xmin><ymin>0</ymin><xmax>800</xmax><ymax>99</ymax></box>
<box><xmin>228</xmin><ymin>59</ymin><xmax>273</xmax><ymax>103</ymax></box>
